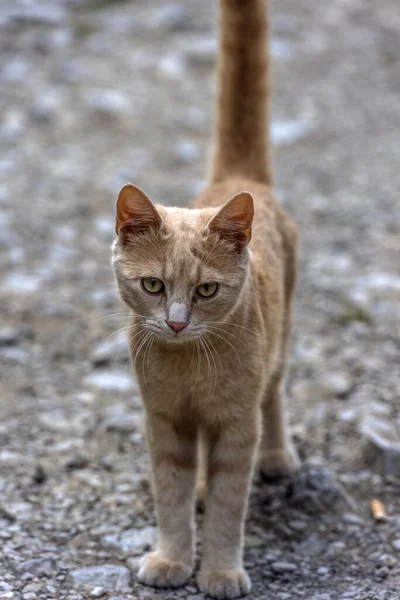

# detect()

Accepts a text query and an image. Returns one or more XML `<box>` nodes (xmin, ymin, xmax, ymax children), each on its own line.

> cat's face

<box><xmin>112</xmin><ymin>184</ymin><xmax>253</xmax><ymax>343</ymax></box>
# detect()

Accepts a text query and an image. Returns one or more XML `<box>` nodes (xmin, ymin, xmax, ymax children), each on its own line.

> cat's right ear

<box><xmin>115</xmin><ymin>184</ymin><xmax>161</xmax><ymax>238</ymax></box>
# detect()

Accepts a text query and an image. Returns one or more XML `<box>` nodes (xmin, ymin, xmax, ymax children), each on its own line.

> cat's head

<box><xmin>112</xmin><ymin>184</ymin><xmax>254</xmax><ymax>343</ymax></box>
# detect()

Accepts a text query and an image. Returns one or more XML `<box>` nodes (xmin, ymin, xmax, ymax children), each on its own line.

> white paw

<box><xmin>138</xmin><ymin>551</ymin><xmax>192</xmax><ymax>588</ymax></box>
<box><xmin>197</xmin><ymin>568</ymin><xmax>251</xmax><ymax>599</ymax></box>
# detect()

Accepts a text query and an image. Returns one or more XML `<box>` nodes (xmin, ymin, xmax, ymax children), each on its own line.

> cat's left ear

<box><xmin>207</xmin><ymin>191</ymin><xmax>254</xmax><ymax>250</ymax></box>
<box><xmin>115</xmin><ymin>183</ymin><xmax>161</xmax><ymax>237</ymax></box>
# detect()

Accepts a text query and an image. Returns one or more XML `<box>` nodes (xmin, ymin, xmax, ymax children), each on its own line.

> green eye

<box><xmin>196</xmin><ymin>282</ymin><xmax>218</xmax><ymax>298</ymax></box>
<box><xmin>142</xmin><ymin>277</ymin><xmax>165</xmax><ymax>294</ymax></box>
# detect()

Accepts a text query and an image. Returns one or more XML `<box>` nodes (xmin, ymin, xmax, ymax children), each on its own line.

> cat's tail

<box><xmin>209</xmin><ymin>0</ymin><xmax>271</xmax><ymax>185</ymax></box>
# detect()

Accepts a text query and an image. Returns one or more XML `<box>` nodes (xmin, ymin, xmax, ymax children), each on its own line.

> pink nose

<box><xmin>167</xmin><ymin>321</ymin><xmax>188</xmax><ymax>333</ymax></box>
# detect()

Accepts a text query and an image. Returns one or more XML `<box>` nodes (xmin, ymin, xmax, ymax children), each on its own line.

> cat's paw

<box><xmin>138</xmin><ymin>552</ymin><xmax>192</xmax><ymax>588</ymax></box>
<box><xmin>197</xmin><ymin>568</ymin><xmax>251</xmax><ymax>599</ymax></box>
<box><xmin>259</xmin><ymin>444</ymin><xmax>300</xmax><ymax>481</ymax></box>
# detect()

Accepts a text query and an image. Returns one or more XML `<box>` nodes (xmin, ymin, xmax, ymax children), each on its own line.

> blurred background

<box><xmin>0</xmin><ymin>0</ymin><xmax>399</xmax><ymax>598</ymax></box>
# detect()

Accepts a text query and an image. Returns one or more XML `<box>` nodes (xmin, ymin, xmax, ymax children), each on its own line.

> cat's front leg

<box><xmin>197</xmin><ymin>416</ymin><xmax>260</xmax><ymax>599</ymax></box>
<box><xmin>138</xmin><ymin>412</ymin><xmax>197</xmax><ymax>589</ymax></box>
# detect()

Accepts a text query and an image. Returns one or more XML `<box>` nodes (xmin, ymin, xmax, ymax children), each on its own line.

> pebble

<box><xmin>286</xmin><ymin>466</ymin><xmax>344</xmax><ymax>514</ymax></box>
<box><xmin>392</xmin><ymin>539</ymin><xmax>400</xmax><ymax>552</ymax></box>
<box><xmin>270</xmin><ymin>117</ymin><xmax>313</xmax><ymax>146</ymax></box>
<box><xmin>17</xmin><ymin>558</ymin><xmax>54</xmax><ymax>578</ymax></box>
<box><xmin>360</xmin><ymin>414</ymin><xmax>400</xmax><ymax>477</ymax></box>
<box><xmin>378</xmin><ymin>554</ymin><xmax>396</xmax><ymax>568</ymax></box>
<box><xmin>84</xmin><ymin>370</ymin><xmax>134</xmax><ymax>392</ymax></box>
<box><xmin>288</xmin><ymin>519</ymin><xmax>308</xmax><ymax>531</ymax></box>
<box><xmin>173</xmin><ymin>140</ymin><xmax>199</xmax><ymax>164</ymax></box>
<box><xmin>375</xmin><ymin>565</ymin><xmax>389</xmax><ymax>579</ymax></box>
<box><xmin>0</xmin><ymin>326</ymin><xmax>32</xmax><ymax>346</ymax></box>
<box><xmin>271</xmin><ymin>561</ymin><xmax>298</xmax><ymax>573</ymax></box>
<box><xmin>343</xmin><ymin>513</ymin><xmax>365</xmax><ymax>526</ymax></box>
<box><xmin>90</xmin><ymin>588</ymin><xmax>106</xmax><ymax>598</ymax></box>
<box><xmin>105</xmin><ymin>413</ymin><xmax>141</xmax><ymax>434</ymax></box>
<box><xmin>323</xmin><ymin>372</ymin><xmax>353</xmax><ymax>398</ymax></box>
<box><xmin>86</xmin><ymin>90</ymin><xmax>130</xmax><ymax>117</ymax></box>
<box><xmin>91</xmin><ymin>333</ymin><xmax>128</xmax><ymax>366</ymax></box>
<box><xmin>67</xmin><ymin>565</ymin><xmax>131</xmax><ymax>593</ymax></box>
<box><xmin>102</xmin><ymin>527</ymin><xmax>157</xmax><ymax>556</ymax></box>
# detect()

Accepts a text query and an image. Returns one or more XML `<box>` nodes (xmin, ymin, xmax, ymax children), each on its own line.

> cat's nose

<box><xmin>166</xmin><ymin>320</ymin><xmax>188</xmax><ymax>333</ymax></box>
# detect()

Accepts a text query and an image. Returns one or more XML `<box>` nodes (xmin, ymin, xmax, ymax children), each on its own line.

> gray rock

<box><xmin>91</xmin><ymin>333</ymin><xmax>128</xmax><ymax>366</ymax></box>
<box><xmin>105</xmin><ymin>413</ymin><xmax>141</xmax><ymax>434</ymax></box>
<box><xmin>149</xmin><ymin>5</ymin><xmax>190</xmax><ymax>31</ymax></box>
<box><xmin>0</xmin><ymin>326</ymin><xmax>32</xmax><ymax>346</ymax></box>
<box><xmin>270</xmin><ymin>117</ymin><xmax>313</xmax><ymax>146</ymax></box>
<box><xmin>86</xmin><ymin>90</ymin><xmax>129</xmax><ymax>117</ymax></box>
<box><xmin>286</xmin><ymin>466</ymin><xmax>347</xmax><ymax>514</ymax></box>
<box><xmin>84</xmin><ymin>370</ymin><xmax>134</xmax><ymax>392</ymax></box>
<box><xmin>90</xmin><ymin>588</ymin><xmax>106</xmax><ymax>598</ymax></box>
<box><xmin>102</xmin><ymin>527</ymin><xmax>157</xmax><ymax>556</ymax></box>
<box><xmin>17</xmin><ymin>557</ymin><xmax>54</xmax><ymax>578</ymax></box>
<box><xmin>271</xmin><ymin>561</ymin><xmax>298</xmax><ymax>573</ymax></box>
<box><xmin>378</xmin><ymin>554</ymin><xmax>396</xmax><ymax>568</ymax></box>
<box><xmin>392</xmin><ymin>539</ymin><xmax>400</xmax><ymax>552</ymax></box>
<box><xmin>67</xmin><ymin>565</ymin><xmax>131</xmax><ymax>593</ymax></box>
<box><xmin>173</xmin><ymin>140</ymin><xmax>199</xmax><ymax>164</ymax></box>
<box><xmin>323</xmin><ymin>372</ymin><xmax>353</xmax><ymax>398</ymax></box>
<box><xmin>360</xmin><ymin>414</ymin><xmax>400</xmax><ymax>477</ymax></box>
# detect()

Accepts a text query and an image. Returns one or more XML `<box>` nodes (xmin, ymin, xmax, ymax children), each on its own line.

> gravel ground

<box><xmin>1</xmin><ymin>1</ymin><xmax>400</xmax><ymax>599</ymax></box>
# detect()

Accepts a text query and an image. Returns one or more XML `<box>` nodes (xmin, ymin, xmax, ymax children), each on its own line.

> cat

<box><xmin>111</xmin><ymin>0</ymin><xmax>299</xmax><ymax>598</ymax></box>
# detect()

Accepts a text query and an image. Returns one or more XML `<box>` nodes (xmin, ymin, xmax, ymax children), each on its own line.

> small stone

<box><xmin>317</xmin><ymin>566</ymin><xmax>329</xmax><ymax>576</ymax></box>
<box><xmin>286</xmin><ymin>466</ymin><xmax>345</xmax><ymax>514</ymax></box>
<box><xmin>0</xmin><ymin>326</ymin><xmax>33</xmax><ymax>346</ymax></box>
<box><xmin>323</xmin><ymin>372</ymin><xmax>353</xmax><ymax>398</ymax></box>
<box><xmin>85</xmin><ymin>370</ymin><xmax>134</xmax><ymax>392</ymax></box>
<box><xmin>360</xmin><ymin>414</ymin><xmax>400</xmax><ymax>477</ymax></box>
<box><xmin>378</xmin><ymin>554</ymin><xmax>396</xmax><ymax>568</ymax></box>
<box><xmin>149</xmin><ymin>5</ymin><xmax>189</xmax><ymax>31</ymax></box>
<box><xmin>271</xmin><ymin>561</ymin><xmax>298</xmax><ymax>573</ymax></box>
<box><xmin>343</xmin><ymin>513</ymin><xmax>365</xmax><ymax>526</ymax></box>
<box><xmin>173</xmin><ymin>140</ymin><xmax>199</xmax><ymax>164</ymax></box>
<box><xmin>32</xmin><ymin>464</ymin><xmax>47</xmax><ymax>485</ymax></box>
<box><xmin>392</xmin><ymin>539</ymin><xmax>400</xmax><ymax>552</ymax></box>
<box><xmin>288</xmin><ymin>519</ymin><xmax>307</xmax><ymax>531</ymax></box>
<box><xmin>23</xmin><ymin>593</ymin><xmax>37</xmax><ymax>600</ymax></box>
<box><xmin>90</xmin><ymin>588</ymin><xmax>106</xmax><ymax>598</ymax></box>
<box><xmin>65</xmin><ymin>454</ymin><xmax>89</xmax><ymax>471</ymax></box>
<box><xmin>67</xmin><ymin>565</ymin><xmax>131</xmax><ymax>593</ymax></box>
<box><xmin>102</xmin><ymin>527</ymin><xmax>157</xmax><ymax>556</ymax></box>
<box><xmin>86</xmin><ymin>90</ymin><xmax>129</xmax><ymax>117</ymax></box>
<box><xmin>91</xmin><ymin>332</ymin><xmax>128</xmax><ymax>366</ymax></box>
<box><xmin>17</xmin><ymin>558</ymin><xmax>54</xmax><ymax>578</ymax></box>
<box><xmin>375</xmin><ymin>565</ymin><xmax>389</xmax><ymax>579</ymax></box>
<box><xmin>105</xmin><ymin>414</ymin><xmax>141</xmax><ymax>434</ymax></box>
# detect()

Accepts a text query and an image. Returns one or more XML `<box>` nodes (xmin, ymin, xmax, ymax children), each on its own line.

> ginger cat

<box><xmin>112</xmin><ymin>0</ymin><xmax>299</xmax><ymax>597</ymax></box>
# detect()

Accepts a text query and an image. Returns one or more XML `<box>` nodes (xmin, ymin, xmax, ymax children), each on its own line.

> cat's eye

<box><xmin>196</xmin><ymin>282</ymin><xmax>218</xmax><ymax>298</ymax></box>
<box><xmin>141</xmin><ymin>277</ymin><xmax>165</xmax><ymax>294</ymax></box>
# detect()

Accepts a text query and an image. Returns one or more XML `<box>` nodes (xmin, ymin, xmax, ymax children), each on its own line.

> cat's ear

<box><xmin>115</xmin><ymin>184</ymin><xmax>161</xmax><ymax>237</ymax></box>
<box><xmin>207</xmin><ymin>191</ymin><xmax>254</xmax><ymax>250</ymax></box>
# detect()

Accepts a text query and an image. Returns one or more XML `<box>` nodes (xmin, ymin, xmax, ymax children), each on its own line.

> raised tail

<box><xmin>209</xmin><ymin>0</ymin><xmax>271</xmax><ymax>185</ymax></box>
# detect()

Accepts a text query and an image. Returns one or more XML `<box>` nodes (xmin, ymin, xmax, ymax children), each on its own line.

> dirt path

<box><xmin>1</xmin><ymin>1</ymin><xmax>399</xmax><ymax>599</ymax></box>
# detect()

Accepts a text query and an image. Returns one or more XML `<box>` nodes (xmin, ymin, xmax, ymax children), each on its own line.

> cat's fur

<box><xmin>112</xmin><ymin>0</ymin><xmax>299</xmax><ymax>598</ymax></box>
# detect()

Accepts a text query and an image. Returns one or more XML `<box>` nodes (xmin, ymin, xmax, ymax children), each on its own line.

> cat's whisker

<box><xmin>207</xmin><ymin>330</ymin><xmax>242</xmax><ymax>365</ymax></box>
<box><xmin>142</xmin><ymin>332</ymin><xmax>155</xmax><ymax>387</ymax></box>
<box><xmin>207</xmin><ymin>325</ymin><xmax>247</xmax><ymax>347</ymax></box>
<box><xmin>206</xmin><ymin>322</ymin><xmax>263</xmax><ymax>338</ymax></box>
<box><xmin>111</xmin><ymin>325</ymin><xmax>147</xmax><ymax>367</ymax></box>
<box><xmin>202</xmin><ymin>334</ymin><xmax>219</xmax><ymax>400</ymax></box>
<box><xmin>132</xmin><ymin>330</ymin><xmax>153</xmax><ymax>371</ymax></box>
